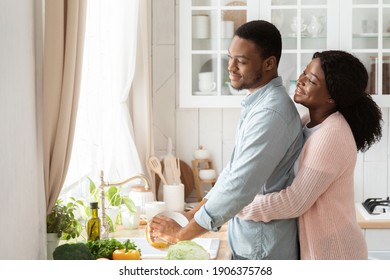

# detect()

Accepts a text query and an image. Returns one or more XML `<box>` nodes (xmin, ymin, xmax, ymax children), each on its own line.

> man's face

<box><xmin>227</xmin><ymin>36</ymin><xmax>266</xmax><ymax>93</ymax></box>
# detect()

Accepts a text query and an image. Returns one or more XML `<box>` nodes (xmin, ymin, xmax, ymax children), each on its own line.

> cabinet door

<box><xmin>340</xmin><ymin>0</ymin><xmax>390</xmax><ymax>106</ymax></box>
<box><xmin>365</xmin><ymin>229</ymin><xmax>390</xmax><ymax>250</ymax></box>
<box><xmin>179</xmin><ymin>0</ymin><xmax>340</xmax><ymax>108</ymax></box>
<box><xmin>180</xmin><ymin>0</ymin><xmax>249</xmax><ymax>108</ymax></box>
<box><xmin>259</xmin><ymin>0</ymin><xmax>339</xmax><ymax>94</ymax></box>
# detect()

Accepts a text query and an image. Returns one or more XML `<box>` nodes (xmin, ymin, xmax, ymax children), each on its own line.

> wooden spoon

<box><xmin>175</xmin><ymin>158</ymin><xmax>181</xmax><ymax>184</ymax></box>
<box><xmin>149</xmin><ymin>156</ymin><xmax>168</xmax><ymax>185</ymax></box>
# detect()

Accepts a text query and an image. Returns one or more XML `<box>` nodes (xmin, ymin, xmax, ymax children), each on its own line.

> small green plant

<box><xmin>86</xmin><ymin>177</ymin><xmax>136</xmax><ymax>213</ymax></box>
<box><xmin>84</xmin><ymin>177</ymin><xmax>137</xmax><ymax>231</ymax></box>
<box><xmin>47</xmin><ymin>199</ymin><xmax>83</xmax><ymax>240</ymax></box>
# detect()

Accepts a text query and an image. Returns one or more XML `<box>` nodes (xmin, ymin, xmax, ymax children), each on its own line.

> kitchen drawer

<box><xmin>364</xmin><ymin>229</ymin><xmax>390</xmax><ymax>251</ymax></box>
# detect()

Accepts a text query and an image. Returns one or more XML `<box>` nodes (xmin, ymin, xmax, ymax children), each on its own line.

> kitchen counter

<box><xmin>109</xmin><ymin>223</ymin><xmax>231</xmax><ymax>260</ymax></box>
<box><xmin>96</xmin><ymin>205</ymin><xmax>390</xmax><ymax>260</ymax></box>
<box><xmin>356</xmin><ymin>207</ymin><xmax>390</xmax><ymax>229</ymax></box>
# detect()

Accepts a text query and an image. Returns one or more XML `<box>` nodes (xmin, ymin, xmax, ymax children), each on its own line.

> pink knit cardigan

<box><xmin>238</xmin><ymin>112</ymin><xmax>368</xmax><ymax>260</ymax></box>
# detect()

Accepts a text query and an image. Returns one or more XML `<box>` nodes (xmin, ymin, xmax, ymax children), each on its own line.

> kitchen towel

<box><xmin>163</xmin><ymin>184</ymin><xmax>185</xmax><ymax>212</ymax></box>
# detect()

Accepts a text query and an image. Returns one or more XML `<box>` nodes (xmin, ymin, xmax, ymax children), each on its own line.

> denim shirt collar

<box><xmin>240</xmin><ymin>76</ymin><xmax>283</xmax><ymax>116</ymax></box>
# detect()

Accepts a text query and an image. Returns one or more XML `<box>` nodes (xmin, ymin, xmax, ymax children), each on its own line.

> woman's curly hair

<box><xmin>313</xmin><ymin>50</ymin><xmax>383</xmax><ymax>152</ymax></box>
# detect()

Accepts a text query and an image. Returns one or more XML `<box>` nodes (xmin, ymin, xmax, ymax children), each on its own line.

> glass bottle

<box><xmin>87</xmin><ymin>202</ymin><xmax>101</xmax><ymax>241</ymax></box>
<box><xmin>370</xmin><ymin>56</ymin><xmax>390</xmax><ymax>95</ymax></box>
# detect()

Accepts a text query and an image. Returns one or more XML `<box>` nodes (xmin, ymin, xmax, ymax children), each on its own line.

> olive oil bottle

<box><xmin>87</xmin><ymin>202</ymin><xmax>101</xmax><ymax>241</ymax></box>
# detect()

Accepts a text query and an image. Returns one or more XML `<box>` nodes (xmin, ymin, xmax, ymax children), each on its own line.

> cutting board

<box><xmin>155</xmin><ymin>159</ymin><xmax>194</xmax><ymax>199</ymax></box>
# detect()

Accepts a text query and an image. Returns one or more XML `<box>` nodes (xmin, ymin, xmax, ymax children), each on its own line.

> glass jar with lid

<box><xmin>369</xmin><ymin>56</ymin><xmax>390</xmax><ymax>95</ymax></box>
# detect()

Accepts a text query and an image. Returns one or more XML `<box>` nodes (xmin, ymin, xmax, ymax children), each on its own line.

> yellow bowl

<box><xmin>145</xmin><ymin>224</ymin><xmax>169</xmax><ymax>249</ymax></box>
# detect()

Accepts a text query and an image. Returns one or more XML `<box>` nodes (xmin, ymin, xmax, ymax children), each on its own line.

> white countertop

<box><xmin>356</xmin><ymin>204</ymin><xmax>390</xmax><ymax>229</ymax></box>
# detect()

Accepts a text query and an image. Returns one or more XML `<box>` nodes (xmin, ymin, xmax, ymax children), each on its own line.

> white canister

<box><xmin>163</xmin><ymin>184</ymin><xmax>185</xmax><ymax>212</ymax></box>
<box><xmin>193</xmin><ymin>145</ymin><xmax>211</xmax><ymax>160</ymax></box>
<box><xmin>199</xmin><ymin>169</ymin><xmax>217</xmax><ymax>181</ymax></box>
<box><xmin>192</xmin><ymin>15</ymin><xmax>209</xmax><ymax>39</ymax></box>
<box><xmin>221</xmin><ymin>21</ymin><xmax>234</xmax><ymax>38</ymax></box>
<box><xmin>129</xmin><ymin>185</ymin><xmax>155</xmax><ymax>215</ymax></box>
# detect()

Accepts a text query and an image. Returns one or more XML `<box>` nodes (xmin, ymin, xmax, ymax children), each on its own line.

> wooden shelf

<box><xmin>192</xmin><ymin>159</ymin><xmax>217</xmax><ymax>202</ymax></box>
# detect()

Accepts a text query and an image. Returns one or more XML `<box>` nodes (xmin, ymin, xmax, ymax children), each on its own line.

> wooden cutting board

<box><xmin>155</xmin><ymin>159</ymin><xmax>194</xmax><ymax>199</ymax></box>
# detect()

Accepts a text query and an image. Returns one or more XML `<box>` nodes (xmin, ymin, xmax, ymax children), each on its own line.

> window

<box><xmin>61</xmin><ymin>0</ymin><xmax>141</xmax><ymax>201</ymax></box>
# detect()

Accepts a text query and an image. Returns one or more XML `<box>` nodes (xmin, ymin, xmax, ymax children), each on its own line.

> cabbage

<box><xmin>166</xmin><ymin>240</ymin><xmax>209</xmax><ymax>260</ymax></box>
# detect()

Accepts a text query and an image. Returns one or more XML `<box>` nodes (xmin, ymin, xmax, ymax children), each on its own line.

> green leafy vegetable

<box><xmin>166</xmin><ymin>240</ymin><xmax>209</xmax><ymax>260</ymax></box>
<box><xmin>53</xmin><ymin>243</ymin><xmax>94</xmax><ymax>260</ymax></box>
<box><xmin>85</xmin><ymin>238</ymin><xmax>126</xmax><ymax>259</ymax></box>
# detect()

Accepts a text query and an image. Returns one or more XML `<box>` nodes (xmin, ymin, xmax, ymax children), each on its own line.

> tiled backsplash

<box><xmin>354</xmin><ymin>108</ymin><xmax>389</xmax><ymax>202</ymax></box>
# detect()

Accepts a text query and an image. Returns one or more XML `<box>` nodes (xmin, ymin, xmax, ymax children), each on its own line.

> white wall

<box><xmin>0</xmin><ymin>0</ymin><xmax>46</xmax><ymax>259</ymax></box>
<box><xmin>152</xmin><ymin>0</ymin><xmax>390</xmax><ymax>202</ymax></box>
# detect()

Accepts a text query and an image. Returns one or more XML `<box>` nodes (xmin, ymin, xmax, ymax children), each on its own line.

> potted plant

<box><xmin>46</xmin><ymin>199</ymin><xmax>83</xmax><ymax>259</ymax></box>
<box><xmin>47</xmin><ymin>198</ymin><xmax>83</xmax><ymax>239</ymax></box>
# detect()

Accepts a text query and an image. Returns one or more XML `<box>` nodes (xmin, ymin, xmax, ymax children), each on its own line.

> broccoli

<box><xmin>53</xmin><ymin>243</ymin><xmax>95</xmax><ymax>260</ymax></box>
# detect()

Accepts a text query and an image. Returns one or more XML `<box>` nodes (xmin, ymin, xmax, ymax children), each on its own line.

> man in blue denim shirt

<box><xmin>150</xmin><ymin>20</ymin><xmax>303</xmax><ymax>259</ymax></box>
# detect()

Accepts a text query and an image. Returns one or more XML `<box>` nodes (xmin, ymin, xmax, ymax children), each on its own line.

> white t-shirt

<box><xmin>294</xmin><ymin>124</ymin><xmax>322</xmax><ymax>176</ymax></box>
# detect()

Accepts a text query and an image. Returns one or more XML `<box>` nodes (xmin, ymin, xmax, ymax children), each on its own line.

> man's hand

<box><xmin>149</xmin><ymin>215</ymin><xmax>182</xmax><ymax>244</ymax></box>
<box><xmin>149</xmin><ymin>198</ymin><xmax>210</xmax><ymax>244</ymax></box>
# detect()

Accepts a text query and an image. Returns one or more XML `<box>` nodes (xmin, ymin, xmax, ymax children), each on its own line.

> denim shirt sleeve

<box><xmin>195</xmin><ymin>106</ymin><xmax>295</xmax><ymax>231</ymax></box>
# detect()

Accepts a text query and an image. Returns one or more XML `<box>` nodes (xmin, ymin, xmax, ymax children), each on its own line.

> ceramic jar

<box><xmin>199</xmin><ymin>169</ymin><xmax>217</xmax><ymax>181</ymax></box>
<box><xmin>290</xmin><ymin>16</ymin><xmax>307</xmax><ymax>35</ymax></box>
<box><xmin>307</xmin><ymin>16</ymin><xmax>323</xmax><ymax>37</ymax></box>
<box><xmin>129</xmin><ymin>185</ymin><xmax>155</xmax><ymax>215</ymax></box>
<box><xmin>192</xmin><ymin>15</ymin><xmax>209</xmax><ymax>39</ymax></box>
<box><xmin>193</xmin><ymin>145</ymin><xmax>211</xmax><ymax>160</ymax></box>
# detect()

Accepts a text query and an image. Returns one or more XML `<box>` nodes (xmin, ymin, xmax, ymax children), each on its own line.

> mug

<box><xmin>198</xmin><ymin>72</ymin><xmax>216</xmax><ymax>92</ymax></box>
<box><xmin>199</xmin><ymin>80</ymin><xmax>217</xmax><ymax>92</ymax></box>
<box><xmin>121</xmin><ymin>206</ymin><xmax>140</xmax><ymax>229</ymax></box>
<box><xmin>198</xmin><ymin>71</ymin><xmax>214</xmax><ymax>81</ymax></box>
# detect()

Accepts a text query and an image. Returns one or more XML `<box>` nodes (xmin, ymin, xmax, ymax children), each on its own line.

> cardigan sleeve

<box><xmin>238</xmin><ymin>116</ymin><xmax>356</xmax><ymax>222</ymax></box>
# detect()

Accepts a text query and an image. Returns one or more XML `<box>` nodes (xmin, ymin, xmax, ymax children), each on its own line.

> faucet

<box><xmin>98</xmin><ymin>170</ymin><xmax>152</xmax><ymax>239</ymax></box>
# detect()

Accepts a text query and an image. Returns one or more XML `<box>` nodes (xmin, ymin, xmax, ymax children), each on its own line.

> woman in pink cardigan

<box><xmin>238</xmin><ymin>50</ymin><xmax>383</xmax><ymax>259</ymax></box>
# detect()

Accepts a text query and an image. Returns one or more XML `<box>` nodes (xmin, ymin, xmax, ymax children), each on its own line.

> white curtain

<box><xmin>63</xmin><ymin>0</ymin><xmax>142</xmax><ymax>192</ymax></box>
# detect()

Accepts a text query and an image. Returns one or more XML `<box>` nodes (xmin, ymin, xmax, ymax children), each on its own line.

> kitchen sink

<box><xmin>117</xmin><ymin>237</ymin><xmax>220</xmax><ymax>259</ymax></box>
<box><xmin>368</xmin><ymin>251</ymin><xmax>390</xmax><ymax>260</ymax></box>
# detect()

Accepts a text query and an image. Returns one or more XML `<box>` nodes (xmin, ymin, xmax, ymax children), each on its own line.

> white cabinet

<box><xmin>179</xmin><ymin>0</ymin><xmax>390</xmax><ymax>108</ymax></box>
<box><xmin>179</xmin><ymin>0</ymin><xmax>249</xmax><ymax>108</ymax></box>
<box><xmin>364</xmin><ymin>229</ymin><xmax>390</xmax><ymax>250</ymax></box>
<box><xmin>340</xmin><ymin>0</ymin><xmax>390</xmax><ymax>106</ymax></box>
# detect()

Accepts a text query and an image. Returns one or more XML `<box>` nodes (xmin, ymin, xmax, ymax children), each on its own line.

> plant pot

<box><xmin>47</xmin><ymin>233</ymin><xmax>60</xmax><ymax>260</ymax></box>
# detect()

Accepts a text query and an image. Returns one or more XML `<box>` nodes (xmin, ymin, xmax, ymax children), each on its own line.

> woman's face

<box><xmin>294</xmin><ymin>58</ymin><xmax>333</xmax><ymax>110</ymax></box>
<box><xmin>227</xmin><ymin>36</ymin><xmax>267</xmax><ymax>93</ymax></box>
